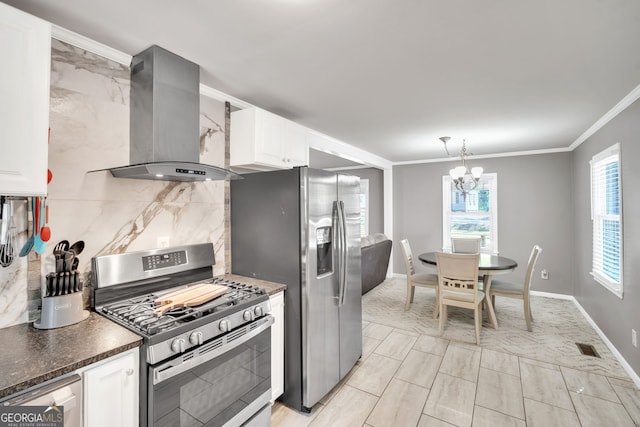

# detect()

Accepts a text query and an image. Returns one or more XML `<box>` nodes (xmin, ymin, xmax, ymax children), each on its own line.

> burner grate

<box><xmin>99</xmin><ymin>279</ymin><xmax>266</xmax><ymax>336</ymax></box>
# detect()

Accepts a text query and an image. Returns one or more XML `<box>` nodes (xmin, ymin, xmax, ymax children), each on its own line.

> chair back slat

<box><xmin>524</xmin><ymin>245</ymin><xmax>542</xmax><ymax>292</ymax></box>
<box><xmin>451</xmin><ymin>236</ymin><xmax>481</xmax><ymax>254</ymax></box>
<box><xmin>400</xmin><ymin>239</ymin><xmax>416</xmax><ymax>276</ymax></box>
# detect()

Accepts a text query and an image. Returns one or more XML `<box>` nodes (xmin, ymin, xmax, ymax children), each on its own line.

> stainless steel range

<box><xmin>91</xmin><ymin>243</ymin><xmax>273</xmax><ymax>427</ymax></box>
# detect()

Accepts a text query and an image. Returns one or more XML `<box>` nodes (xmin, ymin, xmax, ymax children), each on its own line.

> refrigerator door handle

<box><xmin>337</xmin><ymin>200</ymin><xmax>347</xmax><ymax>306</ymax></box>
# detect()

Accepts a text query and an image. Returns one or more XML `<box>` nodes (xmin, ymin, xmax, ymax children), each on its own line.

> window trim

<box><xmin>359</xmin><ymin>178</ymin><xmax>369</xmax><ymax>237</ymax></box>
<box><xmin>590</xmin><ymin>143</ymin><xmax>623</xmax><ymax>298</ymax></box>
<box><xmin>442</xmin><ymin>173</ymin><xmax>498</xmax><ymax>254</ymax></box>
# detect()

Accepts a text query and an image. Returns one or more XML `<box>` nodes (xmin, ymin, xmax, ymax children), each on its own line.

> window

<box><xmin>442</xmin><ymin>173</ymin><xmax>498</xmax><ymax>253</ymax></box>
<box><xmin>591</xmin><ymin>143</ymin><xmax>623</xmax><ymax>297</ymax></box>
<box><xmin>359</xmin><ymin>178</ymin><xmax>369</xmax><ymax>237</ymax></box>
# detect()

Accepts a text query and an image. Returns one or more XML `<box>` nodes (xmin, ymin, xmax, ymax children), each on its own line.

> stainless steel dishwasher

<box><xmin>1</xmin><ymin>374</ymin><xmax>82</xmax><ymax>427</ymax></box>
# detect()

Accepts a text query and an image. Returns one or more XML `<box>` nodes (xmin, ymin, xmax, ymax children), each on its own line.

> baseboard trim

<box><xmin>531</xmin><ymin>291</ymin><xmax>640</xmax><ymax>388</ymax></box>
<box><xmin>530</xmin><ymin>290</ymin><xmax>574</xmax><ymax>300</ymax></box>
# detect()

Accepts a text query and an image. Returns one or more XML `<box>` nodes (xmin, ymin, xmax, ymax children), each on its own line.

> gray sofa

<box><xmin>361</xmin><ymin>233</ymin><xmax>392</xmax><ymax>294</ymax></box>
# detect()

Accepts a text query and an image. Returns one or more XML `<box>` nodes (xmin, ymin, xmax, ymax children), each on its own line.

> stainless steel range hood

<box><xmin>108</xmin><ymin>45</ymin><xmax>240</xmax><ymax>182</ymax></box>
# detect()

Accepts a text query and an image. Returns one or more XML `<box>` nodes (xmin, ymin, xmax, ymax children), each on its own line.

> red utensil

<box><xmin>34</xmin><ymin>197</ymin><xmax>39</xmax><ymax>238</ymax></box>
<box><xmin>40</xmin><ymin>198</ymin><xmax>50</xmax><ymax>242</ymax></box>
<box><xmin>47</xmin><ymin>169</ymin><xmax>52</xmax><ymax>184</ymax></box>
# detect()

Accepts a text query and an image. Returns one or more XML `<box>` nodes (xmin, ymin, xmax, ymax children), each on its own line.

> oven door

<box><xmin>149</xmin><ymin>316</ymin><xmax>273</xmax><ymax>427</ymax></box>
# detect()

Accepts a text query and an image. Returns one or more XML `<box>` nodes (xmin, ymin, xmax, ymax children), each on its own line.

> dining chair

<box><xmin>436</xmin><ymin>252</ymin><xmax>484</xmax><ymax>345</ymax></box>
<box><xmin>488</xmin><ymin>245</ymin><xmax>542</xmax><ymax>332</ymax></box>
<box><xmin>400</xmin><ymin>239</ymin><xmax>439</xmax><ymax>318</ymax></box>
<box><xmin>451</xmin><ymin>236</ymin><xmax>481</xmax><ymax>253</ymax></box>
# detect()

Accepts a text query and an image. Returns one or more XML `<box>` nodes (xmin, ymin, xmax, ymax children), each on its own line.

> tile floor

<box><xmin>271</xmin><ymin>278</ymin><xmax>640</xmax><ymax>426</ymax></box>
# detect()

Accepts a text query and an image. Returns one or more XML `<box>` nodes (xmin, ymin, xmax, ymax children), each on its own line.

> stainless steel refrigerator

<box><xmin>230</xmin><ymin>166</ymin><xmax>362</xmax><ymax>412</ymax></box>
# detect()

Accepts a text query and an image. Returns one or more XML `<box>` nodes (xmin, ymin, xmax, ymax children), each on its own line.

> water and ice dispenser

<box><xmin>316</xmin><ymin>226</ymin><xmax>333</xmax><ymax>276</ymax></box>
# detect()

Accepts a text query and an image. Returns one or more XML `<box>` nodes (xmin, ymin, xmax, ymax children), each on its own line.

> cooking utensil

<box><xmin>53</xmin><ymin>240</ymin><xmax>69</xmax><ymax>255</ymax></box>
<box><xmin>69</xmin><ymin>240</ymin><xmax>84</xmax><ymax>256</ymax></box>
<box><xmin>63</xmin><ymin>250</ymin><xmax>74</xmax><ymax>272</ymax></box>
<box><xmin>40</xmin><ymin>198</ymin><xmax>50</xmax><ymax>242</ymax></box>
<box><xmin>4</xmin><ymin>221</ymin><xmax>15</xmax><ymax>267</ymax></box>
<box><xmin>45</xmin><ymin>274</ymin><xmax>50</xmax><ymax>297</ymax></box>
<box><xmin>153</xmin><ymin>284</ymin><xmax>228</xmax><ymax>315</ymax></box>
<box><xmin>34</xmin><ymin>197</ymin><xmax>46</xmax><ymax>255</ymax></box>
<box><xmin>0</xmin><ymin>200</ymin><xmax>7</xmax><ymax>252</ymax></box>
<box><xmin>0</xmin><ymin>201</ymin><xmax>15</xmax><ymax>267</ymax></box>
<box><xmin>54</xmin><ymin>240</ymin><xmax>69</xmax><ymax>272</ymax></box>
<box><xmin>71</xmin><ymin>257</ymin><xmax>79</xmax><ymax>271</ymax></box>
<box><xmin>19</xmin><ymin>198</ymin><xmax>36</xmax><ymax>257</ymax></box>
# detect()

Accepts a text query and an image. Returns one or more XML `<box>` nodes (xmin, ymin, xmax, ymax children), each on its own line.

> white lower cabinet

<box><xmin>81</xmin><ymin>348</ymin><xmax>139</xmax><ymax>427</ymax></box>
<box><xmin>270</xmin><ymin>291</ymin><xmax>285</xmax><ymax>402</ymax></box>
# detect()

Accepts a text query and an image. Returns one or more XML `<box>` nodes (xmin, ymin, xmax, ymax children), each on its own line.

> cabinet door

<box><xmin>256</xmin><ymin>110</ymin><xmax>285</xmax><ymax>167</ymax></box>
<box><xmin>231</xmin><ymin>107</ymin><xmax>310</xmax><ymax>171</ymax></box>
<box><xmin>0</xmin><ymin>3</ymin><xmax>50</xmax><ymax>196</ymax></box>
<box><xmin>84</xmin><ymin>350</ymin><xmax>139</xmax><ymax>427</ymax></box>
<box><xmin>282</xmin><ymin>122</ymin><xmax>308</xmax><ymax>167</ymax></box>
<box><xmin>270</xmin><ymin>292</ymin><xmax>285</xmax><ymax>402</ymax></box>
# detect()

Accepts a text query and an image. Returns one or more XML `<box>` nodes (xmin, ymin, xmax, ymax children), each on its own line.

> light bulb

<box><xmin>471</xmin><ymin>167</ymin><xmax>483</xmax><ymax>178</ymax></box>
<box><xmin>454</xmin><ymin>166</ymin><xmax>467</xmax><ymax>178</ymax></box>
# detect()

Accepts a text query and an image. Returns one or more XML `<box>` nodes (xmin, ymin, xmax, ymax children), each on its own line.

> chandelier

<box><xmin>440</xmin><ymin>136</ymin><xmax>483</xmax><ymax>198</ymax></box>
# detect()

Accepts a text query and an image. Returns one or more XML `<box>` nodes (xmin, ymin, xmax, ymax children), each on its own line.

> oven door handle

<box><xmin>152</xmin><ymin>315</ymin><xmax>273</xmax><ymax>385</ymax></box>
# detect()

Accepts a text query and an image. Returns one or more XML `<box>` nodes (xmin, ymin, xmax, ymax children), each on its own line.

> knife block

<box><xmin>33</xmin><ymin>292</ymin><xmax>89</xmax><ymax>330</ymax></box>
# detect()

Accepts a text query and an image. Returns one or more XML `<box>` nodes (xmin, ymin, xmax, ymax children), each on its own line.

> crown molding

<box><xmin>569</xmin><ymin>83</ymin><xmax>640</xmax><ymax>151</ymax></box>
<box><xmin>198</xmin><ymin>84</ymin><xmax>252</xmax><ymax>109</ymax></box>
<box><xmin>393</xmin><ymin>147</ymin><xmax>572</xmax><ymax>166</ymax></box>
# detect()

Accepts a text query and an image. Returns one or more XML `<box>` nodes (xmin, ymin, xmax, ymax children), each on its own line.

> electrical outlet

<box><xmin>157</xmin><ymin>236</ymin><xmax>170</xmax><ymax>248</ymax></box>
<box><xmin>633</xmin><ymin>329</ymin><xmax>637</xmax><ymax>348</ymax></box>
<box><xmin>541</xmin><ymin>269</ymin><xmax>549</xmax><ymax>280</ymax></box>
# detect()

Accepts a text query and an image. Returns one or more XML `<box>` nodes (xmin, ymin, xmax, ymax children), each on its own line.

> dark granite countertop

<box><xmin>0</xmin><ymin>312</ymin><xmax>141</xmax><ymax>399</ymax></box>
<box><xmin>0</xmin><ymin>275</ymin><xmax>283</xmax><ymax>400</ymax></box>
<box><xmin>217</xmin><ymin>274</ymin><xmax>287</xmax><ymax>295</ymax></box>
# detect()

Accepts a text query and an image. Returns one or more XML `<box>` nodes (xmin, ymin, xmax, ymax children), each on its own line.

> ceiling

<box><xmin>5</xmin><ymin>0</ymin><xmax>640</xmax><ymax>163</ymax></box>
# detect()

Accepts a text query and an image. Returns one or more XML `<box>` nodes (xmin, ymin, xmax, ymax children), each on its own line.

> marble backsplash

<box><xmin>0</xmin><ymin>39</ymin><xmax>230</xmax><ymax>328</ymax></box>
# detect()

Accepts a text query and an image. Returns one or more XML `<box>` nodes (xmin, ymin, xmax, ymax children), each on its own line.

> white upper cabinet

<box><xmin>0</xmin><ymin>3</ymin><xmax>50</xmax><ymax>196</ymax></box>
<box><xmin>231</xmin><ymin>107</ymin><xmax>309</xmax><ymax>171</ymax></box>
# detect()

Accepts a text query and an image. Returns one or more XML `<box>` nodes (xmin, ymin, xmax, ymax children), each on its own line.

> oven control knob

<box><xmin>254</xmin><ymin>306</ymin><xmax>264</xmax><ymax>317</ymax></box>
<box><xmin>243</xmin><ymin>310</ymin><xmax>253</xmax><ymax>321</ymax></box>
<box><xmin>189</xmin><ymin>331</ymin><xmax>203</xmax><ymax>346</ymax></box>
<box><xmin>170</xmin><ymin>338</ymin><xmax>186</xmax><ymax>353</ymax></box>
<box><xmin>219</xmin><ymin>319</ymin><xmax>230</xmax><ymax>332</ymax></box>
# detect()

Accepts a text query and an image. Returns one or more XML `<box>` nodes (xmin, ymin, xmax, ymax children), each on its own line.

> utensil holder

<box><xmin>33</xmin><ymin>292</ymin><xmax>89</xmax><ymax>330</ymax></box>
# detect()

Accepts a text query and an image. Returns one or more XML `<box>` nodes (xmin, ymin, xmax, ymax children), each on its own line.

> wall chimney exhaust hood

<box><xmin>107</xmin><ymin>45</ymin><xmax>241</xmax><ymax>182</ymax></box>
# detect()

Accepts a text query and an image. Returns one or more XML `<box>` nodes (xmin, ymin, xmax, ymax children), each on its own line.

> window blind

<box><xmin>590</xmin><ymin>143</ymin><xmax>623</xmax><ymax>297</ymax></box>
